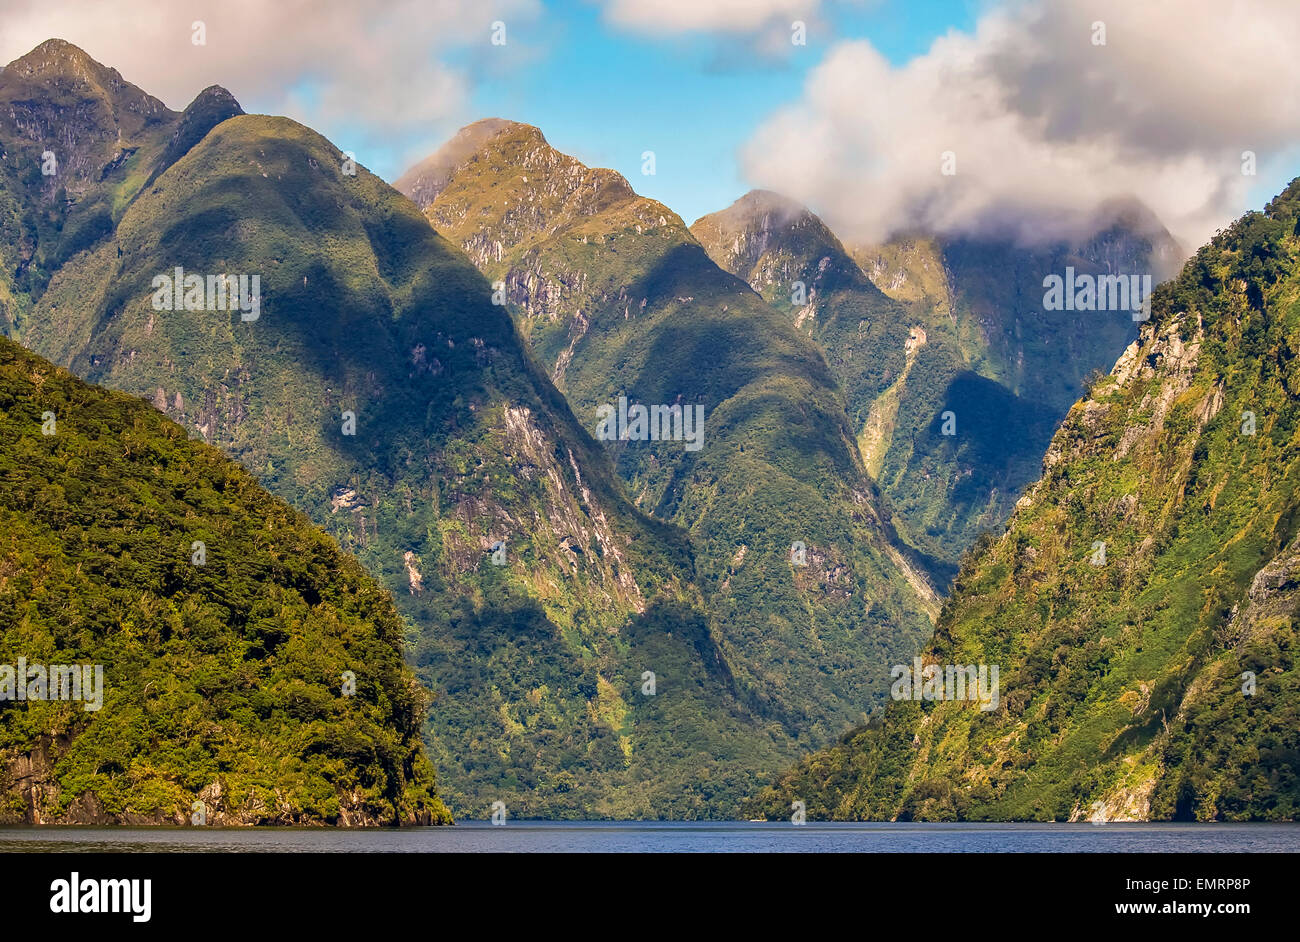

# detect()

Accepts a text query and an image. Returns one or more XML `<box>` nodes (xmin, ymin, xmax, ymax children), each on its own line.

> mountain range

<box><xmin>0</xmin><ymin>41</ymin><xmax>793</xmax><ymax>818</ymax></box>
<box><xmin>398</xmin><ymin>119</ymin><xmax>939</xmax><ymax>751</ymax></box>
<box><xmin>2</xmin><ymin>38</ymin><xmax>1295</xmax><ymax>824</ymax></box>
<box><xmin>746</xmin><ymin>180</ymin><xmax>1300</xmax><ymax>821</ymax></box>
<box><xmin>693</xmin><ymin>190</ymin><xmax>1182</xmax><ymax>583</ymax></box>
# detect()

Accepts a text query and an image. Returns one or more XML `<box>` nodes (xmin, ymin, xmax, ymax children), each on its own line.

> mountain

<box><xmin>694</xmin><ymin>192</ymin><xmax>1181</xmax><ymax>584</ymax></box>
<box><xmin>0</xmin><ymin>40</ymin><xmax>234</xmax><ymax>336</ymax></box>
<box><xmin>0</xmin><ymin>335</ymin><xmax>448</xmax><ymax>825</ymax></box>
<box><xmin>400</xmin><ymin>120</ymin><xmax>940</xmax><ymax>745</ymax></box>
<box><xmin>1</xmin><ymin>42</ymin><xmax>783</xmax><ymax>818</ymax></box>
<box><xmin>745</xmin><ymin>180</ymin><xmax>1300</xmax><ymax>822</ymax></box>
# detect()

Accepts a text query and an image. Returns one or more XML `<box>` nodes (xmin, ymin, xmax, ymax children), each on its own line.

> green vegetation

<box><xmin>0</xmin><ymin>335</ymin><xmax>447</xmax><ymax>824</ymax></box>
<box><xmin>695</xmin><ymin>193</ymin><xmax>1175</xmax><ymax>583</ymax></box>
<box><xmin>3</xmin><ymin>46</ymin><xmax>794</xmax><ymax>818</ymax></box>
<box><xmin>0</xmin><ymin>40</ymin><xmax>190</xmax><ymax>335</ymax></box>
<box><xmin>746</xmin><ymin>181</ymin><xmax>1300</xmax><ymax>821</ymax></box>
<box><xmin>408</xmin><ymin>123</ymin><xmax>938</xmax><ymax>749</ymax></box>
<box><xmin>11</xmin><ymin>40</ymin><xmax>1277</xmax><ymax>825</ymax></box>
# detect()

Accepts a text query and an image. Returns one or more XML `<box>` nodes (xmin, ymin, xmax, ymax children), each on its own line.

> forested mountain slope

<box><xmin>3</xmin><ymin>42</ymin><xmax>781</xmax><ymax>818</ymax></box>
<box><xmin>695</xmin><ymin>191</ymin><xmax>1179</xmax><ymax>582</ymax></box>
<box><xmin>0</xmin><ymin>335</ymin><xmax>449</xmax><ymax>825</ymax></box>
<box><xmin>747</xmin><ymin>180</ymin><xmax>1300</xmax><ymax>822</ymax></box>
<box><xmin>403</xmin><ymin>121</ymin><xmax>939</xmax><ymax>745</ymax></box>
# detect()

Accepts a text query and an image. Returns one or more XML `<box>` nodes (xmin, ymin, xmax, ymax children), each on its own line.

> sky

<box><xmin>2</xmin><ymin>0</ymin><xmax>1299</xmax><ymax>249</ymax></box>
<box><xmin>458</xmin><ymin>0</ymin><xmax>982</xmax><ymax>226</ymax></box>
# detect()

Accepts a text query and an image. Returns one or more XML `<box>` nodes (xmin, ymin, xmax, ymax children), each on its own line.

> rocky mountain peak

<box><xmin>403</xmin><ymin>118</ymin><xmax>678</xmax><ymax>271</ymax></box>
<box><xmin>186</xmin><ymin>84</ymin><xmax>242</xmax><ymax>114</ymax></box>
<box><xmin>395</xmin><ymin>117</ymin><xmax>536</xmax><ymax>208</ymax></box>
<box><xmin>2</xmin><ymin>39</ymin><xmax>171</xmax><ymax>119</ymax></box>
<box><xmin>692</xmin><ymin>188</ymin><xmax>868</xmax><ymax>296</ymax></box>
<box><xmin>6</xmin><ymin>38</ymin><xmax>103</xmax><ymax>80</ymax></box>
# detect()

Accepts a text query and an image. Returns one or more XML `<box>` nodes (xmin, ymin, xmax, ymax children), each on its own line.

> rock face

<box><xmin>695</xmin><ymin>190</ymin><xmax>1182</xmax><ymax>584</ymax></box>
<box><xmin>745</xmin><ymin>179</ymin><xmax>1300</xmax><ymax>823</ymax></box>
<box><xmin>0</xmin><ymin>38</ymin><xmax>174</xmax><ymax>194</ymax></box>
<box><xmin>402</xmin><ymin>121</ymin><xmax>940</xmax><ymax>749</ymax></box>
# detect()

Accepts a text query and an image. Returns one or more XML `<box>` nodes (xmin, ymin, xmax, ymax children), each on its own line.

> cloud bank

<box><xmin>599</xmin><ymin>0</ymin><xmax>822</xmax><ymax>34</ymax></box>
<box><xmin>0</xmin><ymin>0</ymin><xmax>539</xmax><ymax>155</ymax></box>
<box><xmin>741</xmin><ymin>0</ymin><xmax>1300</xmax><ymax>249</ymax></box>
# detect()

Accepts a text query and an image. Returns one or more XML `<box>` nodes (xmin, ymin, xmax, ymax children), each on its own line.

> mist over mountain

<box><xmin>747</xmin><ymin>178</ymin><xmax>1300</xmax><ymax>822</ymax></box>
<box><xmin>695</xmin><ymin>189</ymin><xmax>1181</xmax><ymax>581</ymax></box>
<box><xmin>741</xmin><ymin>0</ymin><xmax>1300</xmax><ymax>253</ymax></box>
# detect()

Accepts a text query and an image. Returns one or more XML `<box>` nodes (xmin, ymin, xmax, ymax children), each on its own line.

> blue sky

<box><xmin>391</xmin><ymin>0</ymin><xmax>983</xmax><ymax>224</ymax></box>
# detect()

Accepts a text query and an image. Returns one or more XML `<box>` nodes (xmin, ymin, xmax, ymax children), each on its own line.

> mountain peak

<box><xmin>692</xmin><ymin>188</ymin><xmax>860</xmax><ymax>292</ymax></box>
<box><xmin>188</xmin><ymin>84</ymin><xmax>242</xmax><ymax>112</ymax></box>
<box><xmin>0</xmin><ymin>38</ymin><xmax>174</xmax><ymax>199</ymax></box>
<box><xmin>1</xmin><ymin>37</ymin><xmax>173</xmax><ymax>125</ymax></box>
<box><xmin>5</xmin><ymin>38</ymin><xmax>100</xmax><ymax>76</ymax></box>
<box><xmin>463</xmin><ymin>116</ymin><xmax>536</xmax><ymax>139</ymax></box>
<box><xmin>399</xmin><ymin>119</ymin><xmax>676</xmax><ymax>269</ymax></box>
<box><xmin>142</xmin><ymin>85</ymin><xmax>245</xmax><ymax>187</ymax></box>
<box><xmin>395</xmin><ymin>117</ymin><xmax>541</xmax><ymax>208</ymax></box>
<box><xmin>694</xmin><ymin>188</ymin><xmax>835</xmax><ymax>242</ymax></box>
<box><xmin>442</xmin><ymin>116</ymin><xmax>542</xmax><ymax>153</ymax></box>
<box><xmin>715</xmin><ymin>188</ymin><xmax>809</xmax><ymax>225</ymax></box>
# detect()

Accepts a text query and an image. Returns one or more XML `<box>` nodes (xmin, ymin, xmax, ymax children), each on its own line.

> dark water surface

<box><xmin>1</xmin><ymin>821</ymin><xmax>1296</xmax><ymax>852</ymax></box>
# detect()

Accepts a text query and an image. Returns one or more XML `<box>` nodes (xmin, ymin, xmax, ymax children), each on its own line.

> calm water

<box><xmin>1</xmin><ymin>821</ymin><xmax>1295</xmax><ymax>853</ymax></box>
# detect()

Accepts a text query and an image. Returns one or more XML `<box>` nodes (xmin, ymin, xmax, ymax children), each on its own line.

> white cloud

<box><xmin>741</xmin><ymin>0</ymin><xmax>1300</xmax><ymax>249</ymax></box>
<box><xmin>0</xmin><ymin>0</ymin><xmax>539</xmax><ymax>140</ymax></box>
<box><xmin>599</xmin><ymin>0</ymin><xmax>822</xmax><ymax>34</ymax></box>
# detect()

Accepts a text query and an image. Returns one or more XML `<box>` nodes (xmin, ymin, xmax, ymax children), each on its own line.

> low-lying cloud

<box><xmin>742</xmin><ymin>0</ymin><xmax>1300</xmax><ymax>250</ymax></box>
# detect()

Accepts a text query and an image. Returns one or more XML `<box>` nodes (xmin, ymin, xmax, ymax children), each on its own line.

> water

<box><xmin>1</xmin><ymin>821</ymin><xmax>1295</xmax><ymax>852</ymax></box>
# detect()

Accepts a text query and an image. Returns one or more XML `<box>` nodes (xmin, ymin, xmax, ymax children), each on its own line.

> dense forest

<box><xmin>0</xmin><ymin>335</ymin><xmax>448</xmax><ymax>824</ymax></box>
